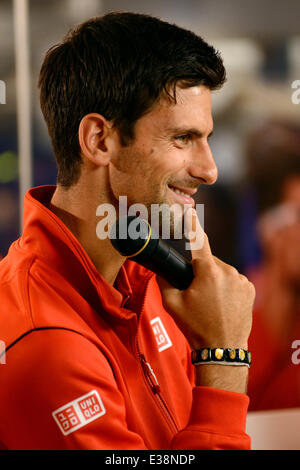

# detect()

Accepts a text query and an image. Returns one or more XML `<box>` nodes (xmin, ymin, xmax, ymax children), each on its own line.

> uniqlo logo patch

<box><xmin>150</xmin><ymin>316</ymin><xmax>172</xmax><ymax>352</ymax></box>
<box><xmin>52</xmin><ymin>390</ymin><xmax>106</xmax><ymax>436</ymax></box>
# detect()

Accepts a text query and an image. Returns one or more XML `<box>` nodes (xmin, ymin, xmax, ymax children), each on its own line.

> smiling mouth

<box><xmin>168</xmin><ymin>184</ymin><xmax>197</xmax><ymax>198</ymax></box>
<box><xmin>167</xmin><ymin>185</ymin><xmax>197</xmax><ymax>207</ymax></box>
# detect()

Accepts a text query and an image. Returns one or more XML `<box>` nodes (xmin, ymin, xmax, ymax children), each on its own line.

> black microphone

<box><xmin>109</xmin><ymin>216</ymin><xmax>194</xmax><ymax>290</ymax></box>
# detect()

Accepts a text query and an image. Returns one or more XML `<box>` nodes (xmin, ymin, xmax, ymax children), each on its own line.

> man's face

<box><xmin>108</xmin><ymin>85</ymin><xmax>217</xmax><ymax>236</ymax></box>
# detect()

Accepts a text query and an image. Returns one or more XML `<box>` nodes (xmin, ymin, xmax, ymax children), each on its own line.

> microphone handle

<box><xmin>131</xmin><ymin>238</ymin><xmax>194</xmax><ymax>290</ymax></box>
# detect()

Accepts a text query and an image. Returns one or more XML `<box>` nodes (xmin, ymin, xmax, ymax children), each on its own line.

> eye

<box><xmin>175</xmin><ymin>134</ymin><xmax>192</xmax><ymax>145</ymax></box>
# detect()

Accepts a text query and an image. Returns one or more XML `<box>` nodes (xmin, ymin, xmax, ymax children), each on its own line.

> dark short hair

<box><xmin>39</xmin><ymin>12</ymin><xmax>226</xmax><ymax>187</ymax></box>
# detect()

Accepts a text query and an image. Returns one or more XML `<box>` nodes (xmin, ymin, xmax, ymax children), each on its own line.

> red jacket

<box><xmin>0</xmin><ymin>186</ymin><xmax>250</xmax><ymax>450</ymax></box>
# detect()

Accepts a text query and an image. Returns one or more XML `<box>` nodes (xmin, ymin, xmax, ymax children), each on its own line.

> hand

<box><xmin>157</xmin><ymin>209</ymin><xmax>255</xmax><ymax>351</ymax></box>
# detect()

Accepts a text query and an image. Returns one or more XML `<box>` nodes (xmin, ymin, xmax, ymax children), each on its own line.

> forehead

<box><xmin>136</xmin><ymin>85</ymin><xmax>213</xmax><ymax>135</ymax></box>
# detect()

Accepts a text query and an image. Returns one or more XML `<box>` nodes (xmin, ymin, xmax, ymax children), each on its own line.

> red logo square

<box><xmin>54</xmin><ymin>405</ymin><xmax>81</xmax><ymax>433</ymax></box>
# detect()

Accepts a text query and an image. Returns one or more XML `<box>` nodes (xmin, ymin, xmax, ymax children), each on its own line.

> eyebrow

<box><xmin>166</xmin><ymin>127</ymin><xmax>214</xmax><ymax>139</ymax></box>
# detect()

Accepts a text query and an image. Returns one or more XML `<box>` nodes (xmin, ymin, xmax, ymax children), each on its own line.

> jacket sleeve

<box><xmin>171</xmin><ymin>387</ymin><xmax>251</xmax><ymax>449</ymax></box>
<box><xmin>0</xmin><ymin>328</ymin><xmax>148</xmax><ymax>450</ymax></box>
<box><xmin>172</xmin><ymin>337</ymin><xmax>251</xmax><ymax>450</ymax></box>
<box><xmin>0</xmin><ymin>327</ymin><xmax>250</xmax><ymax>450</ymax></box>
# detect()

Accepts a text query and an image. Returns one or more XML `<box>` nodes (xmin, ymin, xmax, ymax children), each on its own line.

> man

<box><xmin>0</xmin><ymin>12</ymin><xmax>255</xmax><ymax>449</ymax></box>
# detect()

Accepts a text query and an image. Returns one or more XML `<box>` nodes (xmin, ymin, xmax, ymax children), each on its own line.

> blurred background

<box><xmin>0</xmin><ymin>0</ymin><xmax>300</xmax><ymax>411</ymax></box>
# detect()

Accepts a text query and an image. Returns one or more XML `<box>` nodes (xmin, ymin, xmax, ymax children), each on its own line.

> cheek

<box><xmin>108</xmin><ymin>157</ymin><xmax>158</xmax><ymax>203</ymax></box>
<box><xmin>109</xmin><ymin>149</ymin><xmax>144</xmax><ymax>195</ymax></box>
<box><xmin>109</xmin><ymin>144</ymin><xmax>184</xmax><ymax>203</ymax></box>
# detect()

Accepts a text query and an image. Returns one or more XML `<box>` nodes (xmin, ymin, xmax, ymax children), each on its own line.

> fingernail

<box><xmin>185</xmin><ymin>208</ymin><xmax>197</xmax><ymax>240</ymax></box>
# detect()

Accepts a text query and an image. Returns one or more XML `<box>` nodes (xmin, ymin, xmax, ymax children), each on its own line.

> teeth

<box><xmin>170</xmin><ymin>186</ymin><xmax>190</xmax><ymax>197</ymax></box>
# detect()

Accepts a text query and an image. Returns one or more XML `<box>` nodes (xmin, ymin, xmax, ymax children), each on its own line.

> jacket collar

<box><xmin>19</xmin><ymin>185</ymin><xmax>154</xmax><ymax>320</ymax></box>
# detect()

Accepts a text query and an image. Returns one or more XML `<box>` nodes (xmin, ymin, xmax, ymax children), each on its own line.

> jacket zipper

<box><xmin>127</xmin><ymin>273</ymin><xmax>179</xmax><ymax>433</ymax></box>
<box><xmin>139</xmin><ymin>353</ymin><xmax>161</xmax><ymax>394</ymax></box>
<box><xmin>137</xmin><ymin>349</ymin><xmax>179</xmax><ymax>434</ymax></box>
<box><xmin>133</xmin><ymin>275</ymin><xmax>179</xmax><ymax>434</ymax></box>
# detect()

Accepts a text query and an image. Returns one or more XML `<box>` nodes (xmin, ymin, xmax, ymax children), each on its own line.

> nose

<box><xmin>187</xmin><ymin>142</ymin><xmax>218</xmax><ymax>185</ymax></box>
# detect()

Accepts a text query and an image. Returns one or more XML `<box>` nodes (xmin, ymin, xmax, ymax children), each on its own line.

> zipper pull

<box><xmin>121</xmin><ymin>293</ymin><xmax>131</xmax><ymax>308</ymax></box>
<box><xmin>140</xmin><ymin>354</ymin><xmax>161</xmax><ymax>394</ymax></box>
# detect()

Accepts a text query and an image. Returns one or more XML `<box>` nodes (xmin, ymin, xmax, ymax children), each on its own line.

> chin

<box><xmin>150</xmin><ymin>206</ymin><xmax>185</xmax><ymax>241</ymax></box>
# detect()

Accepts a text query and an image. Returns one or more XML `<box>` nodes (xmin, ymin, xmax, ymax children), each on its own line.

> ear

<box><xmin>78</xmin><ymin>113</ymin><xmax>119</xmax><ymax>167</ymax></box>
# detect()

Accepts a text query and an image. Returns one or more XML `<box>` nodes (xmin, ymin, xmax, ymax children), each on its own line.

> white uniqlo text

<box><xmin>150</xmin><ymin>317</ymin><xmax>172</xmax><ymax>352</ymax></box>
<box><xmin>52</xmin><ymin>390</ymin><xmax>106</xmax><ymax>436</ymax></box>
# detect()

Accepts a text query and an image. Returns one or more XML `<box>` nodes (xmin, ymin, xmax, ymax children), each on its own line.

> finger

<box><xmin>185</xmin><ymin>208</ymin><xmax>212</xmax><ymax>261</ymax></box>
<box><xmin>213</xmin><ymin>255</ymin><xmax>248</xmax><ymax>280</ymax></box>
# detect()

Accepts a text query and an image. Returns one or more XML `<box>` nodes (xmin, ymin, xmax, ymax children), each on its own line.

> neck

<box><xmin>49</xmin><ymin>181</ymin><xmax>124</xmax><ymax>285</ymax></box>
